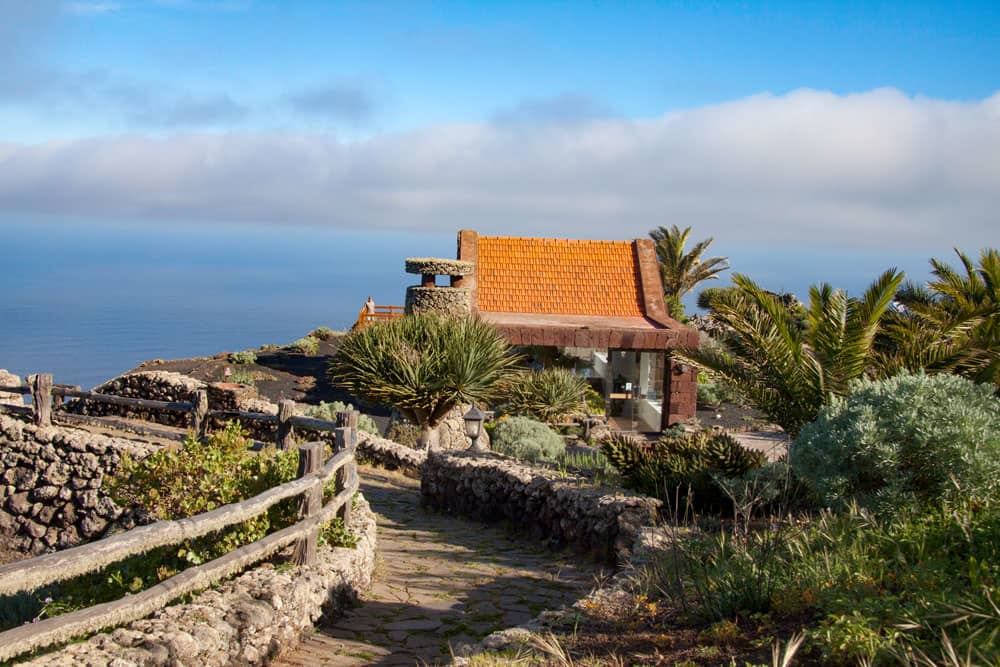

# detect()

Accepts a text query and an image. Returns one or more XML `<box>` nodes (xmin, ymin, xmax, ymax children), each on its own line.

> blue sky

<box><xmin>1</xmin><ymin>1</ymin><xmax>998</xmax><ymax>289</ymax></box>
<box><xmin>8</xmin><ymin>1</ymin><xmax>1000</xmax><ymax>138</ymax></box>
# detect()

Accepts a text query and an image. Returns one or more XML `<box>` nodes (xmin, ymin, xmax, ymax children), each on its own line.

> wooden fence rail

<box><xmin>1</xmin><ymin>372</ymin><xmax>359</xmax><ymax>450</ymax></box>
<box><xmin>0</xmin><ymin>433</ymin><xmax>360</xmax><ymax>662</ymax></box>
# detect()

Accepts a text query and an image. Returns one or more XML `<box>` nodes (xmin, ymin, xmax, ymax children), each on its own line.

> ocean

<box><xmin>1</xmin><ymin>219</ymin><xmax>450</xmax><ymax>390</ymax></box>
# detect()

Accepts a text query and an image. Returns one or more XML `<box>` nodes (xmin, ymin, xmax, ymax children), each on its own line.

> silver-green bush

<box><xmin>791</xmin><ymin>371</ymin><xmax>1000</xmax><ymax>514</ymax></box>
<box><xmin>490</xmin><ymin>416</ymin><xmax>566</xmax><ymax>462</ymax></box>
<box><xmin>303</xmin><ymin>401</ymin><xmax>379</xmax><ymax>435</ymax></box>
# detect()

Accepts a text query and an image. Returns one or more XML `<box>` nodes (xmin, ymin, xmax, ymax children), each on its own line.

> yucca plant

<box><xmin>650</xmin><ymin>225</ymin><xmax>729</xmax><ymax>318</ymax></box>
<box><xmin>328</xmin><ymin>313</ymin><xmax>520</xmax><ymax>449</ymax></box>
<box><xmin>676</xmin><ymin>269</ymin><xmax>905</xmax><ymax>437</ymax></box>
<box><xmin>878</xmin><ymin>248</ymin><xmax>999</xmax><ymax>387</ymax></box>
<box><xmin>501</xmin><ymin>367</ymin><xmax>588</xmax><ymax>423</ymax></box>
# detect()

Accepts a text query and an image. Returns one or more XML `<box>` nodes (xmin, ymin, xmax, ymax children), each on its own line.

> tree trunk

<box><xmin>418</xmin><ymin>423</ymin><xmax>441</xmax><ymax>451</ymax></box>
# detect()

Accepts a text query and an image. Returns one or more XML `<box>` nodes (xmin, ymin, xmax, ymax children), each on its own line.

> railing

<box><xmin>353</xmin><ymin>304</ymin><xmax>405</xmax><ymax>330</ymax></box>
<box><xmin>0</xmin><ymin>373</ymin><xmax>350</xmax><ymax>449</ymax></box>
<box><xmin>0</xmin><ymin>384</ymin><xmax>362</xmax><ymax>661</ymax></box>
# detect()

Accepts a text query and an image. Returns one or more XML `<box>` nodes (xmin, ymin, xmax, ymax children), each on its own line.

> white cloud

<box><xmin>64</xmin><ymin>2</ymin><xmax>121</xmax><ymax>15</ymax></box>
<box><xmin>0</xmin><ymin>88</ymin><xmax>997</xmax><ymax>252</ymax></box>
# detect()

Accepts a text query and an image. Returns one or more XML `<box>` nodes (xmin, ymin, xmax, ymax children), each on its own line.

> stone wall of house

<box><xmin>0</xmin><ymin>415</ymin><xmax>158</xmax><ymax>554</ymax></box>
<box><xmin>420</xmin><ymin>451</ymin><xmax>660</xmax><ymax>565</ymax></box>
<box><xmin>404</xmin><ymin>286</ymin><xmax>472</xmax><ymax>316</ymax></box>
<box><xmin>22</xmin><ymin>495</ymin><xmax>378</xmax><ymax>667</ymax></box>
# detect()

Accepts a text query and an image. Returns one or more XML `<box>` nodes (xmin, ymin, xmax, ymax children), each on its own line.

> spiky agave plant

<box><xmin>328</xmin><ymin>313</ymin><xmax>520</xmax><ymax>449</ymax></box>
<box><xmin>676</xmin><ymin>269</ymin><xmax>904</xmax><ymax>437</ymax></box>
<box><xmin>501</xmin><ymin>367</ymin><xmax>588</xmax><ymax>423</ymax></box>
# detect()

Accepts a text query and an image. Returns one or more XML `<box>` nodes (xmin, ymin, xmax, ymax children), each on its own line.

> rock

<box><xmin>6</xmin><ymin>491</ymin><xmax>31</xmax><ymax>514</ymax></box>
<box><xmin>79</xmin><ymin>514</ymin><xmax>108</xmax><ymax>538</ymax></box>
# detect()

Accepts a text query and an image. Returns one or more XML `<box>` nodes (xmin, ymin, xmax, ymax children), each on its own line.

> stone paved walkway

<box><xmin>274</xmin><ymin>466</ymin><xmax>601</xmax><ymax>666</ymax></box>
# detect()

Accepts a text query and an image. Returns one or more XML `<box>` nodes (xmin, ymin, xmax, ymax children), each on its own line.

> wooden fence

<box><xmin>353</xmin><ymin>304</ymin><xmax>404</xmax><ymax>330</ymax></box>
<box><xmin>0</xmin><ymin>374</ymin><xmax>364</xmax><ymax>661</ymax></box>
<box><xmin>0</xmin><ymin>372</ymin><xmax>350</xmax><ymax>449</ymax></box>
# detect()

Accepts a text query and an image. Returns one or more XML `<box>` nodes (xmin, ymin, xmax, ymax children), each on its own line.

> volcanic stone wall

<box><xmin>421</xmin><ymin>451</ymin><xmax>660</xmax><ymax>565</ymax></box>
<box><xmin>0</xmin><ymin>415</ymin><xmax>157</xmax><ymax>554</ymax></box>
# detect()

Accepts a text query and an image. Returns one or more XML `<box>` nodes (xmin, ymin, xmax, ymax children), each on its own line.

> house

<box><xmin>388</xmin><ymin>230</ymin><xmax>698</xmax><ymax>431</ymax></box>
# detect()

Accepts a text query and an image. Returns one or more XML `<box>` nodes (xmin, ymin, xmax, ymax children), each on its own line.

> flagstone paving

<box><xmin>274</xmin><ymin>465</ymin><xmax>602</xmax><ymax>666</ymax></box>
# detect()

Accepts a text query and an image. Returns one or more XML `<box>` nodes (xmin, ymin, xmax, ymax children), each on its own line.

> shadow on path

<box><xmin>275</xmin><ymin>466</ymin><xmax>602</xmax><ymax>666</ymax></box>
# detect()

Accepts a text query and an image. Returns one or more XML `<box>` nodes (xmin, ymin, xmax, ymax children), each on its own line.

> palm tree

<box><xmin>880</xmin><ymin>248</ymin><xmax>999</xmax><ymax>386</ymax></box>
<box><xmin>650</xmin><ymin>225</ymin><xmax>729</xmax><ymax>317</ymax></box>
<box><xmin>328</xmin><ymin>313</ymin><xmax>520</xmax><ymax>449</ymax></box>
<box><xmin>675</xmin><ymin>269</ymin><xmax>905</xmax><ymax>437</ymax></box>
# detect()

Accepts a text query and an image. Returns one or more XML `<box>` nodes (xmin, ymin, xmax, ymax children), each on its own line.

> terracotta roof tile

<box><xmin>477</xmin><ymin>236</ymin><xmax>645</xmax><ymax>317</ymax></box>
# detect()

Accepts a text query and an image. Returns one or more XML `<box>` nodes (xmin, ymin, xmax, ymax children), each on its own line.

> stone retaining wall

<box><xmin>23</xmin><ymin>495</ymin><xmax>379</xmax><ymax>667</ymax></box>
<box><xmin>357</xmin><ymin>432</ymin><xmax>427</xmax><ymax>473</ymax></box>
<box><xmin>0</xmin><ymin>415</ymin><xmax>157</xmax><ymax>554</ymax></box>
<box><xmin>420</xmin><ymin>451</ymin><xmax>660</xmax><ymax>565</ymax></box>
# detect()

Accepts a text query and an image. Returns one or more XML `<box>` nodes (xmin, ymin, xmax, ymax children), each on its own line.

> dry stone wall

<box><xmin>356</xmin><ymin>432</ymin><xmax>427</xmax><ymax>473</ymax></box>
<box><xmin>0</xmin><ymin>415</ymin><xmax>157</xmax><ymax>554</ymax></box>
<box><xmin>22</xmin><ymin>495</ymin><xmax>378</xmax><ymax>667</ymax></box>
<box><xmin>421</xmin><ymin>451</ymin><xmax>660</xmax><ymax>565</ymax></box>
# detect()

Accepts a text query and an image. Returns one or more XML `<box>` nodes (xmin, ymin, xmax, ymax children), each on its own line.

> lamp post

<box><xmin>463</xmin><ymin>403</ymin><xmax>486</xmax><ymax>453</ymax></box>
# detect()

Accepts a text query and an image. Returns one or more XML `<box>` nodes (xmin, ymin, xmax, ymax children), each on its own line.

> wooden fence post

<box><xmin>31</xmin><ymin>374</ymin><xmax>53</xmax><ymax>427</ymax></box>
<box><xmin>334</xmin><ymin>427</ymin><xmax>356</xmax><ymax>525</ymax></box>
<box><xmin>336</xmin><ymin>409</ymin><xmax>359</xmax><ymax>448</ymax></box>
<box><xmin>276</xmin><ymin>400</ymin><xmax>295</xmax><ymax>450</ymax></box>
<box><xmin>292</xmin><ymin>442</ymin><xmax>323</xmax><ymax>566</ymax></box>
<box><xmin>192</xmin><ymin>390</ymin><xmax>209</xmax><ymax>440</ymax></box>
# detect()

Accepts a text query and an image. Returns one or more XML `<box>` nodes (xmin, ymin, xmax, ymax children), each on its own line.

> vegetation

<box><xmin>678</xmin><ymin>269</ymin><xmax>904</xmax><ymax>436</ymax></box>
<box><xmin>601</xmin><ymin>431</ymin><xmax>765</xmax><ymax>510</ymax></box>
<box><xmin>502</xmin><ymin>367</ymin><xmax>588</xmax><ymax>423</ymax></box>
<box><xmin>310</xmin><ymin>326</ymin><xmax>340</xmax><ymax>341</ymax></box>
<box><xmin>2</xmin><ymin>423</ymin><xmax>355</xmax><ymax>629</ymax></box>
<box><xmin>638</xmin><ymin>497</ymin><xmax>1000</xmax><ymax>666</ymax></box>
<box><xmin>792</xmin><ymin>371</ymin><xmax>1000</xmax><ymax>515</ymax></box>
<box><xmin>229</xmin><ymin>367</ymin><xmax>256</xmax><ymax>385</ymax></box>
<box><xmin>877</xmin><ymin>247</ymin><xmax>1000</xmax><ymax>387</ymax></box>
<box><xmin>583</xmin><ymin>384</ymin><xmax>605</xmax><ymax>415</ymax></box>
<box><xmin>490</xmin><ymin>416</ymin><xmax>566</xmax><ymax>462</ymax></box>
<box><xmin>303</xmin><ymin>400</ymin><xmax>379</xmax><ymax>435</ymax></box>
<box><xmin>329</xmin><ymin>313</ymin><xmax>520</xmax><ymax>449</ymax></box>
<box><xmin>385</xmin><ymin>419</ymin><xmax>422</xmax><ymax>449</ymax></box>
<box><xmin>695</xmin><ymin>372</ymin><xmax>744</xmax><ymax>408</ymax></box>
<box><xmin>649</xmin><ymin>225</ymin><xmax>729</xmax><ymax>319</ymax></box>
<box><xmin>288</xmin><ymin>335</ymin><xmax>320</xmax><ymax>355</ymax></box>
<box><xmin>228</xmin><ymin>349</ymin><xmax>257</xmax><ymax>365</ymax></box>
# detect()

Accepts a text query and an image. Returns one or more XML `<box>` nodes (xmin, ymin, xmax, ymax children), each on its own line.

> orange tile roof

<box><xmin>477</xmin><ymin>236</ymin><xmax>645</xmax><ymax>317</ymax></box>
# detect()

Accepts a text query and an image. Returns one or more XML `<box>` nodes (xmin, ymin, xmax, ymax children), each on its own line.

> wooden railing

<box><xmin>0</xmin><ymin>392</ymin><xmax>362</xmax><ymax>661</ymax></box>
<box><xmin>353</xmin><ymin>304</ymin><xmax>404</xmax><ymax>330</ymax></box>
<box><xmin>0</xmin><ymin>373</ymin><xmax>351</xmax><ymax>449</ymax></box>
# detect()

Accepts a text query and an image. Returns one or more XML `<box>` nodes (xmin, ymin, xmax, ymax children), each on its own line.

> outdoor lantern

<box><xmin>463</xmin><ymin>403</ymin><xmax>486</xmax><ymax>453</ymax></box>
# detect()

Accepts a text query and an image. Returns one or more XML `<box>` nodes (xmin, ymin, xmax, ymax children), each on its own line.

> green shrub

<box><xmin>601</xmin><ymin>431</ymin><xmax>765</xmax><ymax>509</ymax></box>
<box><xmin>228</xmin><ymin>350</ymin><xmax>257</xmax><ymax>365</ymax></box>
<box><xmin>311</xmin><ymin>326</ymin><xmax>339</xmax><ymax>341</ymax></box>
<box><xmin>697</xmin><ymin>286</ymin><xmax>732</xmax><ymax>311</ymax></box>
<box><xmin>288</xmin><ymin>335</ymin><xmax>320</xmax><ymax>355</ymax></box>
<box><xmin>696</xmin><ymin>373</ymin><xmax>744</xmax><ymax>408</ymax></box>
<box><xmin>303</xmin><ymin>401</ymin><xmax>379</xmax><ymax>435</ymax></box>
<box><xmin>490</xmin><ymin>416</ymin><xmax>566</xmax><ymax>462</ymax></box>
<box><xmin>584</xmin><ymin>384</ymin><xmax>605</xmax><ymax>415</ymax></box>
<box><xmin>791</xmin><ymin>371</ymin><xmax>1000</xmax><ymax>514</ymax></box>
<box><xmin>502</xmin><ymin>368</ymin><xmax>587</xmax><ymax>423</ymax></box>
<box><xmin>229</xmin><ymin>367</ymin><xmax>256</xmax><ymax>385</ymax></box>
<box><xmin>638</xmin><ymin>497</ymin><xmax>1000</xmax><ymax>665</ymax></box>
<box><xmin>386</xmin><ymin>419</ymin><xmax>421</xmax><ymax>449</ymax></box>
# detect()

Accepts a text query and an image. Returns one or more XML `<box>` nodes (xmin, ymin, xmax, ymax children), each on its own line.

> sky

<box><xmin>1</xmin><ymin>0</ymin><xmax>998</xmax><ymax>295</ymax></box>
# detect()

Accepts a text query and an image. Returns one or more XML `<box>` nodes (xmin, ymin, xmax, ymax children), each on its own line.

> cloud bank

<box><xmin>0</xmin><ymin>88</ymin><xmax>997</xmax><ymax>250</ymax></box>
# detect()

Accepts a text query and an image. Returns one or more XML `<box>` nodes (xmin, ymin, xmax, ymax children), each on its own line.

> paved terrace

<box><xmin>275</xmin><ymin>466</ymin><xmax>602</xmax><ymax>666</ymax></box>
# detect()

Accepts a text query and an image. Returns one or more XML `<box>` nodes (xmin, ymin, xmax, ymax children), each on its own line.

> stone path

<box><xmin>275</xmin><ymin>466</ymin><xmax>601</xmax><ymax>666</ymax></box>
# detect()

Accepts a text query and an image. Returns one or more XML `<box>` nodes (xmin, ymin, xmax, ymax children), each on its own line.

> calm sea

<box><xmin>1</xmin><ymin>220</ymin><xmax>450</xmax><ymax>390</ymax></box>
<box><xmin>1</xmin><ymin>218</ymin><xmax>934</xmax><ymax>391</ymax></box>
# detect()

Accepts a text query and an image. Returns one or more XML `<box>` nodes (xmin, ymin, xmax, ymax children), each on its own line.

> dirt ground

<box><xmin>129</xmin><ymin>336</ymin><xmax>392</xmax><ymax>421</ymax></box>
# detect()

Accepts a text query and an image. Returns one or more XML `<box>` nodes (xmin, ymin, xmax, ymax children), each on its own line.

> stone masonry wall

<box><xmin>0</xmin><ymin>415</ymin><xmax>157</xmax><ymax>554</ymax></box>
<box><xmin>421</xmin><ymin>451</ymin><xmax>660</xmax><ymax>565</ymax></box>
<box><xmin>404</xmin><ymin>286</ymin><xmax>472</xmax><ymax>316</ymax></box>
<box><xmin>23</xmin><ymin>495</ymin><xmax>378</xmax><ymax>667</ymax></box>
